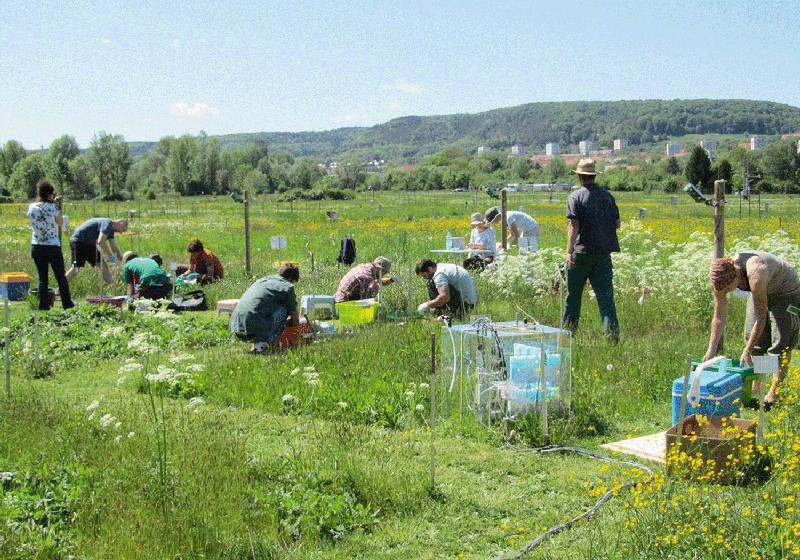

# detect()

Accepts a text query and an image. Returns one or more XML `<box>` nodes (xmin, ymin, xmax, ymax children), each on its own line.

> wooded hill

<box><xmin>131</xmin><ymin>99</ymin><xmax>800</xmax><ymax>161</ymax></box>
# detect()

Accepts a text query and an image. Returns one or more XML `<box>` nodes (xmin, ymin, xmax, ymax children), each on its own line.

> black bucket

<box><xmin>28</xmin><ymin>288</ymin><xmax>56</xmax><ymax>309</ymax></box>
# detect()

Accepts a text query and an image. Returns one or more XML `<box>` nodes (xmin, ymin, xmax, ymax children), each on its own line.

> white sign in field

<box><xmin>271</xmin><ymin>236</ymin><xmax>287</xmax><ymax>250</ymax></box>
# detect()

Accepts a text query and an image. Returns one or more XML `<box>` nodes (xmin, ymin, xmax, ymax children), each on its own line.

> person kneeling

<box><xmin>122</xmin><ymin>252</ymin><xmax>173</xmax><ymax>301</ymax></box>
<box><xmin>229</xmin><ymin>264</ymin><xmax>300</xmax><ymax>353</ymax></box>
<box><xmin>415</xmin><ymin>259</ymin><xmax>478</xmax><ymax>319</ymax></box>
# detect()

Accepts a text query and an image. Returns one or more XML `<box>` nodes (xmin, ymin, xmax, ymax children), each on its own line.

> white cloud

<box><xmin>386</xmin><ymin>102</ymin><xmax>402</xmax><ymax>111</ymax></box>
<box><xmin>170</xmin><ymin>102</ymin><xmax>220</xmax><ymax>117</ymax></box>
<box><xmin>329</xmin><ymin>113</ymin><xmax>369</xmax><ymax>125</ymax></box>
<box><xmin>383</xmin><ymin>79</ymin><xmax>422</xmax><ymax>95</ymax></box>
<box><xmin>100</xmin><ymin>37</ymin><xmax>112</xmax><ymax>45</ymax></box>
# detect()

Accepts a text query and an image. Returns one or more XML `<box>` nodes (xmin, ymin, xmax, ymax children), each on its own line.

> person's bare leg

<box><xmin>101</xmin><ymin>262</ymin><xmax>113</xmax><ymax>284</ymax></box>
<box><xmin>764</xmin><ymin>350</ymin><xmax>791</xmax><ymax>404</ymax></box>
<box><xmin>66</xmin><ymin>265</ymin><xmax>79</xmax><ymax>281</ymax></box>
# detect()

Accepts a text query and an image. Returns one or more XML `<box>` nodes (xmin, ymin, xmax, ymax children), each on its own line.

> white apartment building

<box><xmin>579</xmin><ymin>140</ymin><xmax>593</xmax><ymax>156</ymax></box>
<box><xmin>613</xmin><ymin>138</ymin><xmax>628</xmax><ymax>151</ymax></box>
<box><xmin>545</xmin><ymin>142</ymin><xmax>559</xmax><ymax>156</ymax></box>
<box><xmin>666</xmin><ymin>143</ymin><xmax>682</xmax><ymax>157</ymax></box>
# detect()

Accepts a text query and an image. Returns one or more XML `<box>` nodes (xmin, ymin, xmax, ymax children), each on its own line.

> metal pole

<box><xmin>33</xmin><ymin>309</ymin><xmax>40</xmax><ymax>369</ymax></box>
<box><xmin>429</xmin><ymin>333</ymin><xmax>436</xmax><ymax>492</ymax></box>
<box><xmin>713</xmin><ymin>180</ymin><xmax>726</xmax><ymax>354</ymax></box>
<box><xmin>500</xmin><ymin>188</ymin><xmax>508</xmax><ymax>251</ymax></box>
<box><xmin>4</xmin><ymin>298</ymin><xmax>10</xmax><ymax>397</ymax></box>
<box><xmin>244</xmin><ymin>190</ymin><xmax>251</xmax><ymax>277</ymax></box>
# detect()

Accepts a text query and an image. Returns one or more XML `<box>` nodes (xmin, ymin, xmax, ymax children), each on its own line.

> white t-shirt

<box><xmin>507</xmin><ymin>211</ymin><xmax>539</xmax><ymax>236</ymax></box>
<box><xmin>433</xmin><ymin>263</ymin><xmax>478</xmax><ymax>305</ymax></box>
<box><xmin>27</xmin><ymin>202</ymin><xmax>60</xmax><ymax>246</ymax></box>
<box><xmin>469</xmin><ymin>227</ymin><xmax>497</xmax><ymax>256</ymax></box>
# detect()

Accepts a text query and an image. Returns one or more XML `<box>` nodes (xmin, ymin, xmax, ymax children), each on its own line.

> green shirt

<box><xmin>229</xmin><ymin>275</ymin><xmax>297</xmax><ymax>341</ymax></box>
<box><xmin>122</xmin><ymin>257</ymin><xmax>169</xmax><ymax>287</ymax></box>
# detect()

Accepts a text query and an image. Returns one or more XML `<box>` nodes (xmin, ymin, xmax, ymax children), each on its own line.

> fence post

<box><xmin>713</xmin><ymin>179</ymin><xmax>726</xmax><ymax>354</ymax></box>
<box><xmin>4</xmin><ymin>298</ymin><xmax>10</xmax><ymax>398</ymax></box>
<box><xmin>429</xmin><ymin>333</ymin><xmax>436</xmax><ymax>492</ymax></box>
<box><xmin>500</xmin><ymin>188</ymin><xmax>508</xmax><ymax>251</ymax></box>
<box><xmin>244</xmin><ymin>190</ymin><xmax>251</xmax><ymax>277</ymax></box>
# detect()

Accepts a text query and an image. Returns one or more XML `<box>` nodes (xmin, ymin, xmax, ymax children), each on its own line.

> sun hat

<box><xmin>484</xmin><ymin>206</ymin><xmax>501</xmax><ymax>223</ymax></box>
<box><xmin>122</xmin><ymin>251</ymin><xmax>136</xmax><ymax>263</ymax></box>
<box><xmin>372</xmin><ymin>256</ymin><xmax>391</xmax><ymax>275</ymax></box>
<box><xmin>470</xmin><ymin>212</ymin><xmax>484</xmax><ymax>226</ymax></box>
<box><xmin>572</xmin><ymin>158</ymin><xmax>598</xmax><ymax>176</ymax></box>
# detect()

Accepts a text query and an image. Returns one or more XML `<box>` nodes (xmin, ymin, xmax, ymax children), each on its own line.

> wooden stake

<box><xmin>713</xmin><ymin>180</ymin><xmax>726</xmax><ymax>354</ymax></box>
<box><xmin>4</xmin><ymin>298</ymin><xmax>10</xmax><ymax>398</ymax></box>
<box><xmin>500</xmin><ymin>188</ymin><xmax>508</xmax><ymax>251</ymax></box>
<box><xmin>244</xmin><ymin>190</ymin><xmax>251</xmax><ymax>277</ymax></box>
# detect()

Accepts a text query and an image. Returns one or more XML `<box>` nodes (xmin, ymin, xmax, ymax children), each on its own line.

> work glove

<box><xmin>391</xmin><ymin>275</ymin><xmax>402</xmax><ymax>284</ymax></box>
<box><xmin>106</xmin><ymin>254</ymin><xmax>118</xmax><ymax>264</ymax></box>
<box><xmin>417</xmin><ymin>302</ymin><xmax>430</xmax><ymax>314</ymax></box>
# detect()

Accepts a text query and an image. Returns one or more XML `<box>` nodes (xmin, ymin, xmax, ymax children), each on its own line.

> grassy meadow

<box><xmin>3</xmin><ymin>190</ymin><xmax>800</xmax><ymax>559</ymax></box>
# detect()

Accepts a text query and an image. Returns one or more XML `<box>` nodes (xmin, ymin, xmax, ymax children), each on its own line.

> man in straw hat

<box><xmin>334</xmin><ymin>256</ymin><xmax>400</xmax><ymax>303</ymax></box>
<box><xmin>563</xmin><ymin>158</ymin><xmax>621</xmax><ymax>340</ymax></box>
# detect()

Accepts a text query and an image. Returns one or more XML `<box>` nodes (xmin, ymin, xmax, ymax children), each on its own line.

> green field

<box><xmin>2</xmin><ymin>191</ymin><xmax>800</xmax><ymax>559</ymax></box>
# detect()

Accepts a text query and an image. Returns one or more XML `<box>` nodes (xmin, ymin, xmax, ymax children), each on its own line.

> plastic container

<box><xmin>691</xmin><ymin>357</ymin><xmax>757</xmax><ymax>406</ymax></box>
<box><xmin>336</xmin><ymin>300</ymin><xmax>378</xmax><ymax>325</ymax></box>
<box><xmin>276</xmin><ymin>322</ymin><xmax>311</xmax><ymax>347</ymax></box>
<box><xmin>86</xmin><ymin>295</ymin><xmax>127</xmax><ymax>308</ymax></box>
<box><xmin>672</xmin><ymin>367</ymin><xmax>742</xmax><ymax>425</ymax></box>
<box><xmin>0</xmin><ymin>272</ymin><xmax>32</xmax><ymax>301</ymax></box>
<box><xmin>29</xmin><ymin>288</ymin><xmax>56</xmax><ymax>308</ymax></box>
<box><xmin>445</xmin><ymin>231</ymin><xmax>452</xmax><ymax>250</ymax></box>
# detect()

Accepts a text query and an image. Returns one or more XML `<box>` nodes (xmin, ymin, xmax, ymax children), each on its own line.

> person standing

<box><xmin>485</xmin><ymin>207</ymin><xmax>540</xmax><ymax>253</ymax></box>
<box><xmin>415</xmin><ymin>259</ymin><xmax>478</xmax><ymax>318</ymax></box>
<box><xmin>563</xmin><ymin>159</ymin><xmax>620</xmax><ymax>340</ymax></box>
<box><xmin>705</xmin><ymin>252</ymin><xmax>800</xmax><ymax>404</ymax></box>
<box><xmin>27</xmin><ymin>180</ymin><xmax>74</xmax><ymax>310</ymax></box>
<box><xmin>121</xmin><ymin>252</ymin><xmax>172</xmax><ymax>300</ymax></box>
<box><xmin>334</xmin><ymin>256</ymin><xmax>398</xmax><ymax>303</ymax></box>
<box><xmin>66</xmin><ymin>217</ymin><xmax>128</xmax><ymax>284</ymax></box>
<box><xmin>229</xmin><ymin>264</ymin><xmax>301</xmax><ymax>353</ymax></box>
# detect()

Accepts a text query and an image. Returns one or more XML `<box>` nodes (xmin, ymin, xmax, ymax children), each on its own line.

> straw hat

<box><xmin>372</xmin><ymin>256</ymin><xmax>391</xmax><ymax>275</ymax></box>
<box><xmin>572</xmin><ymin>158</ymin><xmax>598</xmax><ymax>176</ymax></box>
<box><xmin>470</xmin><ymin>212</ymin><xmax>484</xmax><ymax>226</ymax></box>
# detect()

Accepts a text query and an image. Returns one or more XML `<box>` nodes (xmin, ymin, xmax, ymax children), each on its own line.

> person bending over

<box><xmin>121</xmin><ymin>252</ymin><xmax>172</xmax><ymax>301</ymax></box>
<box><xmin>229</xmin><ymin>264</ymin><xmax>300</xmax><ymax>353</ymax></box>
<box><xmin>415</xmin><ymin>259</ymin><xmax>478</xmax><ymax>319</ymax></box>
<box><xmin>66</xmin><ymin>217</ymin><xmax>128</xmax><ymax>284</ymax></box>
<box><xmin>705</xmin><ymin>252</ymin><xmax>800</xmax><ymax>404</ymax></box>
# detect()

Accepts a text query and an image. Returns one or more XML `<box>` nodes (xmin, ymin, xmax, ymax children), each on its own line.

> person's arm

<box><xmin>508</xmin><ymin>224</ymin><xmax>519</xmax><ymax>244</ymax></box>
<box><xmin>97</xmin><ymin>231</ymin><xmax>112</xmax><ymax>257</ymax></box>
<box><xmin>428</xmin><ymin>286</ymin><xmax>451</xmax><ymax>308</ymax></box>
<box><xmin>703</xmin><ymin>290</ymin><xmax>729</xmax><ymax>361</ymax></box>
<box><xmin>108</xmin><ymin>239</ymin><xmax>122</xmax><ymax>260</ymax></box>
<box><xmin>286</xmin><ymin>310</ymin><xmax>300</xmax><ymax>327</ymax></box>
<box><xmin>126</xmin><ymin>282</ymin><xmax>135</xmax><ymax>299</ymax></box>
<box><xmin>741</xmin><ymin>261</ymin><xmax>770</xmax><ymax>366</ymax></box>
<box><xmin>566</xmin><ymin>218</ymin><xmax>579</xmax><ymax>268</ymax></box>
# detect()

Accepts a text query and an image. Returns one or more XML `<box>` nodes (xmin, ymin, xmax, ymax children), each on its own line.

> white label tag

<box><xmin>271</xmin><ymin>236</ymin><xmax>287</xmax><ymax>250</ymax></box>
<box><xmin>753</xmin><ymin>354</ymin><xmax>779</xmax><ymax>375</ymax></box>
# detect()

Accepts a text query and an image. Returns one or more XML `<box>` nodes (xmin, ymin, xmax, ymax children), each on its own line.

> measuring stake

<box><xmin>33</xmin><ymin>308</ymin><xmax>40</xmax><ymax>369</ymax></box>
<box><xmin>430</xmin><ymin>333</ymin><xmax>436</xmax><ymax>492</ymax></box>
<box><xmin>4</xmin><ymin>298</ymin><xmax>10</xmax><ymax>397</ymax></box>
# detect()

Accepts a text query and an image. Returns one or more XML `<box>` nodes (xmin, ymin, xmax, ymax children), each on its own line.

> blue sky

<box><xmin>2</xmin><ymin>0</ymin><xmax>799</xmax><ymax>148</ymax></box>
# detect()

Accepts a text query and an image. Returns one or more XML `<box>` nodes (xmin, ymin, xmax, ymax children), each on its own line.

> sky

<box><xmin>2</xmin><ymin>0</ymin><xmax>799</xmax><ymax>148</ymax></box>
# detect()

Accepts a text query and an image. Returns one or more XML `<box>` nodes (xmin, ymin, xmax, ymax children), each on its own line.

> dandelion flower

<box><xmin>607</xmin><ymin>364</ymin><xmax>614</xmax><ymax>371</ymax></box>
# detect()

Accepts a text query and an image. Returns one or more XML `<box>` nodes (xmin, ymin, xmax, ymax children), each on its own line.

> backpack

<box><xmin>337</xmin><ymin>237</ymin><xmax>356</xmax><ymax>266</ymax></box>
<box><xmin>167</xmin><ymin>290</ymin><xmax>208</xmax><ymax>312</ymax></box>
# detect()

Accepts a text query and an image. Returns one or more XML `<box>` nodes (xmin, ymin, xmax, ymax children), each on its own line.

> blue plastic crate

<box><xmin>672</xmin><ymin>369</ymin><xmax>742</xmax><ymax>425</ymax></box>
<box><xmin>0</xmin><ymin>279</ymin><xmax>31</xmax><ymax>301</ymax></box>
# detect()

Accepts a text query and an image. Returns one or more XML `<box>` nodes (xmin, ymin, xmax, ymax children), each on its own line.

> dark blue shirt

<box><xmin>566</xmin><ymin>184</ymin><xmax>620</xmax><ymax>254</ymax></box>
<box><xmin>70</xmin><ymin>218</ymin><xmax>114</xmax><ymax>245</ymax></box>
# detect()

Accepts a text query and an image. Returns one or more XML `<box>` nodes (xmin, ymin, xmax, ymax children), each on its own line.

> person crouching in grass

<box><xmin>229</xmin><ymin>264</ymin><xmax>300</xmax><ymax>354</ymax></box>
<box><xmin>122</xmin><ymin>252</ymin><xmax>172</xmax><ymax>301</ymax></box>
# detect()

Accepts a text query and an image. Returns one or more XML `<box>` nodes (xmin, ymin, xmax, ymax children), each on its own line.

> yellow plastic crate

<box><xmin>0</xmin><ymin>272</ymin><xmax>32</xmax><ymax>283</ymax></box>
<box><xmin>336</xmin><ymin>300</ymin><xmax>378</xmax><ymax>325</ymax></box>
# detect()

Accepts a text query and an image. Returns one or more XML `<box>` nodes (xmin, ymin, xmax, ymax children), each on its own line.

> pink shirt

<box><xmin>334</xmin><ymin>263</ymin><xmax>379</xmax><ymax>303</ymax></box>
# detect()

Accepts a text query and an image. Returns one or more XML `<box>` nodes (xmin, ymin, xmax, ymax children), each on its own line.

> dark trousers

<box><xmin>426</xmin><ymin>280</ymin><xmax>473</xmax><ymax>319</ymax></box>
<box><xmin>563</xmin><ymin>252</ymin><xmax>618</xmax><ymax>338</ymax></box>
<box><xmin>140</xmin><ymin>283</ymin><xmax>172</xmax><ymax>300</ymax></box>
<box><xmin>31</xmin><ymin>245</ymin><xmax>74</xmax><ymax>310</ymax></box>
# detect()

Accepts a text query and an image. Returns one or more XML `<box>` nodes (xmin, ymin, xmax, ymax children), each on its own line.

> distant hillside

<box><xmin>130</xmin><ymin>99</ymin><xmax>800</xmax><ymax>161</ymax></box>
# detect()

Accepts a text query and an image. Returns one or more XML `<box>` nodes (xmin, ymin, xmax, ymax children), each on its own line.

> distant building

<box><xmin>797</xmin><ymin>140</ymin><xmax>800</xmax><ymax>154</ymax></box>
<box><xmin>511</xmin><ymin>144</ymin><xmax>526</xmax><ymax>156</ymax></box>
<box><xmin>578</xmin><ymin>140</ymin><xmax>593</xmax><ymax>156</ymax></box>
<box><xmin>477</xmin><ymin>146</ymin><xmax>488</xmax><ymax>154</ymax></box>
<box><xmin>666</xmin><ymin>143</ymin><xmax>682</xmax><ymax>157</ymax></box>
<box><xmin>613</xmin><ymin>139</ymin><xmax>628</xmax><ymax>151</ymax></box>
<box><xmin>700</xmin><ymin>139</ymin><xmax>717</xmax><ymax>160</ymax></box>
<box><xmin>751</xmin><ymin>135</ymin><xmax>768</xmax><ymax>151</ymax></box>
<box><xmin>545</xmin><ymin>142</ymin><xmax>559</xmax><ymax>156</ymax></box>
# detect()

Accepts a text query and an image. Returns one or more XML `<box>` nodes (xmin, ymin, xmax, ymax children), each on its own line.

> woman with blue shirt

<box><xmin>27</xmin><ymin>180</ymin><xmax>74</xmax><ymax>310</ymax></box>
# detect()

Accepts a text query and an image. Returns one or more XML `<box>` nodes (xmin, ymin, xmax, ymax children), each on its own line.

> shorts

<box><xmin>745</xmin><ymin>293</ymin><xmax>800</xmax><ymax>355</ymax></box>
<box><xmin>70</xmin><ymin>241</ymin><xmax>101</xmax><ymax>268</ymax></box>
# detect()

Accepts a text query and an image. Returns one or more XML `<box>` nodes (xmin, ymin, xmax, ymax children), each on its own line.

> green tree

<box><xmin>0</xmin><ymin>140</ymin><xmax>26</xmax><ymax>180</ymax></box>
<box><xmin>685</xmin><ymin>145</ymin><xmax>713</xmax><ymax>193</ymax></box>
<box><xmin>44</xmin><ymin>135</ymin><xmax>80</xmax><ymax>193</ymax></box>
<box><xmin>762</xmin><ymin>139</ymin><xmax>800</xmax><ymax>183</ymax></box>
<box><xmin>87</xmin><ymin>132</ymin><xmax>131</xmax><ymax>199</ymax></box>
<box><xmin>206</xmin><ymin>137</ymin><xmax>221</xmax><ymax>193</ymax></box>
<box><xmin>164</xmin><ymin>135</ymin><xmax>198</xmax><ymax>195</ymax></box>
<box><xmin>67</xmin><ymin>156</ymin><xmax>96</xmax><ymax>199</ymax></box>
<box><xmin>665</xmin><ymin>156</ymin><xmax>681</xmax><ymax>175</ymax></box>
<box><xmin>512</xmin><ymin>157</ymin><xmax>532</xmax><ymax>180</ymax></box>
<box><xmin>713</xmin><ymin>158</ymin><xmax>734</xmax><ymax>193</ymax></box>
<box><xmin>547</xmin><ymin>157</ymin><xmax>567</xmax><ymax>183</ymax></box>
<box><xmin>7</xmin><ymin>153</ymin><xmax>44</xmax><ymax>199</ymax></box>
